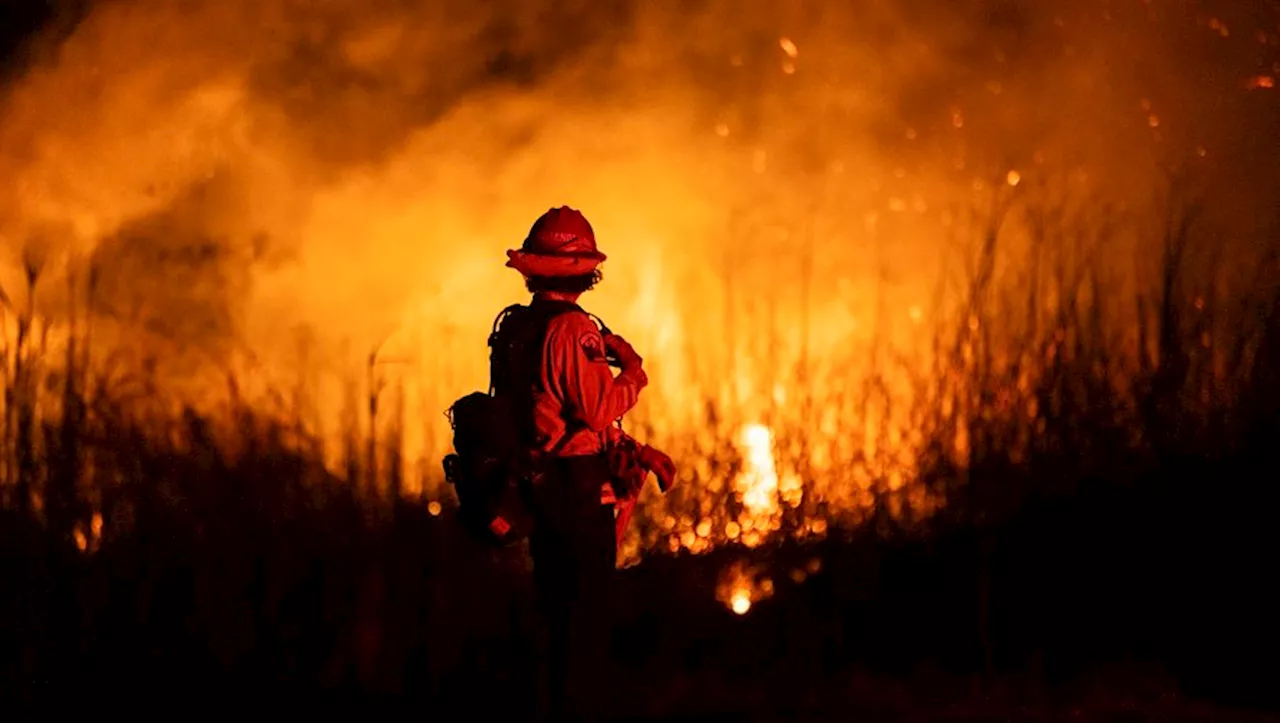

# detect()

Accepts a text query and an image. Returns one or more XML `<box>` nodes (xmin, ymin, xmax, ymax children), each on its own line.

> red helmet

<box><xmin>505</xmin><ymin>206</ymin><xmax>607</xmax><ymax>277</ymax></box>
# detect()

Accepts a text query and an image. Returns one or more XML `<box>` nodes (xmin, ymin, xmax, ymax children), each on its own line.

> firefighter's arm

<box><xmin>604</xmin><ymin>425</ymin><xmax>677</xmax><ymax>492</ymax></box>
<box><xmin>543</xmin><ymin>313</ymin><xmax>648</xmax><ymax>433</ymax></box>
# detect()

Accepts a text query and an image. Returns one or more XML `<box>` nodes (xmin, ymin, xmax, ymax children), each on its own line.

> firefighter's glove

<box><xmin>603</xmin><ymin>333</ymin><xmax>643</xmax><ymax>371</ymax></box>
<box><xmin>637</xmin><ymin>444</ymin><xmax>676</xmax><ymax>492</ymax></box>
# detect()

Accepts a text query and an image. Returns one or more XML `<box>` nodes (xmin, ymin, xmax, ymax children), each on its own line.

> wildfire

<box><xmin>73</xmin><ymin>512</ymin><xmax>105</xmax><ymax>555</ymax></box>
<box><xmin>717</xmin><ymin>559</ymin><xmax>773</xmax><ymax>616</ymax></box>
<box><xmin>735</xmin><ymin>424</ymin><xmax>779</xmax><ymax>541</ymax></box>
<box><xmin>738</xmin><ymin>424</ymin><xmax>776</xmax><ymax>510</ymax></box>
<box><xmin>1</xmin><ymin>0</ymin><xmax>1276</xmax><ymax>568</ymax></box>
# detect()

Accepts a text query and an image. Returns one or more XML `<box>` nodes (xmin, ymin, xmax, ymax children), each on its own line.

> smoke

<box><xmin>1</xmin><ymin>0</ymin><xmax>1277</xmax><ymax>482</ymax></box>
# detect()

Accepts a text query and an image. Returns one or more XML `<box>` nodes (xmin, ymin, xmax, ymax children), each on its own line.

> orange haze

<box><xmin>2</xmin><ymin>0</ymin><xmax>1278</xmax><ymax>560</ymax></box>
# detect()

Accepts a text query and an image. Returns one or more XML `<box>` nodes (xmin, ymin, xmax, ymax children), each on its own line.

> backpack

<box><xmin>442</xmin><ymin>299</ymin><xmax>599</xmax><ymax>546</ymax></box>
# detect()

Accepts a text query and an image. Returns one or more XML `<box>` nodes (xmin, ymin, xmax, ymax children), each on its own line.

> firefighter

<box><xmin>499</xmin><ymin>206</ymin><xmax>676</xmax><ymax>722</ymax></box>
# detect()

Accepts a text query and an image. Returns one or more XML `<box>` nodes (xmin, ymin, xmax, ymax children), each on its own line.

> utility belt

<box><xmin>522</xmin><ymin>451</ymin><xmax>611</xmax><ymax>507</ymax></box>
<box><xmin>542</xmin><ymin>453</ymin><xmax>612</xmax><ymax>489</ymax></box>
<box><xmin>532</xmin><ymin>424</ymin><xmax>644</xmax><ymax>503</ymax></box>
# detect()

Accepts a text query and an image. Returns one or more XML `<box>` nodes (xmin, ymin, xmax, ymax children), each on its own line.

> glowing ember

<box><xmin>1006</xmin><ymin>170</ymin><xmax>1021</xmax><ymax>186</ymax></box>
<box><xmin>717</xmin><ymin>559</ymin><xmax>772</xmax><ymax>615</ymax></box>
<box><xmin>779</xmin><ymin>37</ymin><xmax>798</xmax><ymax>59</ymax></box>
<box><xmin>71</xmin><ymin>512</ymin><xmax>106</xmax><ymax>555</ymax></box>
<box><xmin>1247</xmin><ymin>75</ymin><xmax>1275</xmax><ymax>89</ymax></box>
<box><xmin>427</xmin><ymin>501</ymin><xmax>442</xmax><ymax>516</ymax></box>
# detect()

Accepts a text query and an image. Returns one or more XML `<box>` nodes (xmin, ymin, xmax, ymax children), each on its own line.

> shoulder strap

<box><xmin>487</xmin><ymin>300</ymin><xmax>622</xmax><ymax>454</ymax></box>
<box><xmin>490</xmin><ymin>303</ymin><xmax>526</xmax><ymax>338</ymax></box>
<box><xmin>487</xmin><ymin>303</ymin><xmax>527</xmax><ymax>396</ymax></box>
<box><xmin>487</xmin><ymin>299</ymin><xmax>584</xmax><ymax>438</ymax></box>
<box><xmin>586</xmin><ymin>313</ymin><xmax>612</xmax><ymax>336</ymax></box>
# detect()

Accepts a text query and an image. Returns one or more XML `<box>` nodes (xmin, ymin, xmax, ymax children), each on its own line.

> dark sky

<box><xmin>0</xmin><ymin>1</ymin><xmax>52</xmax><ymax>59</ymax></box>
<box><xmin>0</xmin><ymin>0</ymin><xmax>85</xmax><ymax>77</ymax></box>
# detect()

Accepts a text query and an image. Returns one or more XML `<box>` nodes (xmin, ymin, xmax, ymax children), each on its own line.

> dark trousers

<box><xmin>527</xmin><ymin>455</ymin><xmax>617</xmax><ymax>723</ymax></box>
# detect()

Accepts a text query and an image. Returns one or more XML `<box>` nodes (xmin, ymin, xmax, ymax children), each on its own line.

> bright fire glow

<box><xmin>718</xmin><ymin>559</ymin><xmax>772</xmax><ymax>615</ymax></box>
<box><xmin>1</xmin><ymin>0</ymin><xmax>1277</xmax><ymax>567</ymax></box>
<box><xmin>737</xmin><ymin>424</ymin><xmax>778</xmax><ymax>514</ymax></box>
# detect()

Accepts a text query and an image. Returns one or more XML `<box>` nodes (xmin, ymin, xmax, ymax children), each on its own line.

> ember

<box><xmin>717</xmin><ymin>559</ymin><xmax>773</xmax><ymax>615</ymax></box>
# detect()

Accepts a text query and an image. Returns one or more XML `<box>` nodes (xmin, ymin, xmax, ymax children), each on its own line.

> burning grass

<box><xmin>1</xmin><ymin>183</ymin><xmax>1279</xmax><ymax>715</ymax></box>
<box><xmin>2</xmin><ymin>181</ymin><xmax>1279</xmax><ymax>562</ymax></box>
<box><xmin>2</xmin><ymin>0</ymin><xmax>1280</xmax><ymax>713</ymax></box>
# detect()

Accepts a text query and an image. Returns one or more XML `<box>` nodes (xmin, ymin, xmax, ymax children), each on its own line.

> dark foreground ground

<box><xmin>3</xmin><ymin>451</ymin><xmax>1279</xmax><ymax>722</ymax></box>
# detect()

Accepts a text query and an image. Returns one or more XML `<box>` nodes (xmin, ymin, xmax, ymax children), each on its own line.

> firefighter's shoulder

<box><xmin>545</xmin><ymin>308</ymin><xmax>598</xmax><ymax>335</ymax></box>
<box><xmin>545</xmin><ymin>310</ymin><xmax>608</xmax><ymax>362</ymax></box>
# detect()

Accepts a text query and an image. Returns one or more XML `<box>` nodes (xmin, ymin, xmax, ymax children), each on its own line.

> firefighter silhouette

<box><xmin>494</xmin><ymin>206</ymin><xmax>676</xmax><ymax>721</ymax></box>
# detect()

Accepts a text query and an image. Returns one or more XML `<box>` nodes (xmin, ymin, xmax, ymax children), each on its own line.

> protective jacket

<box><xmin>492</xmin><ymin>292</ymin><xmax>647</xmax><ymax>506</ymax></box>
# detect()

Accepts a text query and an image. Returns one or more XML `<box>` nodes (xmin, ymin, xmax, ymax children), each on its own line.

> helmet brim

<box><xmin>506</xmin><ymin>249</ymin><xmax>606</xmax><ymax>277</ymax></box>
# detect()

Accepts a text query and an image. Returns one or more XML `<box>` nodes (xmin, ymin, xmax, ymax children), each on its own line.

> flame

<box><xmin>72</xmin><ymin>512</ymin><xmax>106</xmax><ymax>555</ymax></box>
<box><xmin>738</xmin><ymin>424</ymin><xmax>777</xmax><ymax>512</ymax></box>
<box><xmin>717</xmin><ymin>559</ymin><xmax>773</xmax><ymax>615</ymax></box>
